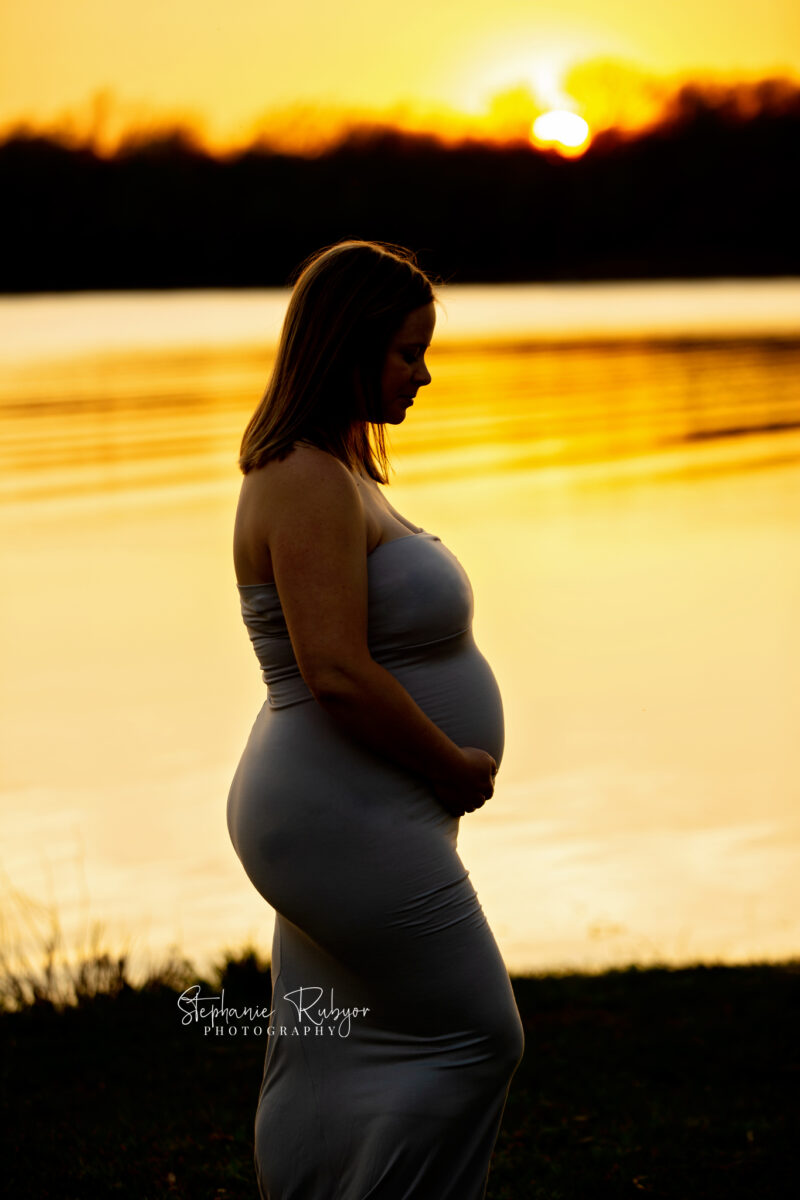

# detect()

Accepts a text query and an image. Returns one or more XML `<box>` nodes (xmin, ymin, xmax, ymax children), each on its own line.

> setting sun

<box><xmin>531</xmin><ymin>109</ymin><xmax>591</xmax><ymax>155</ymax></box>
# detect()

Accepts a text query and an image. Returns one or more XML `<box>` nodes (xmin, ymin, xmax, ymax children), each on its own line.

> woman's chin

<box><xmin>380</xmin><ymin>407</ymin><xmax>409</xmax><ymax>426</ymax></box>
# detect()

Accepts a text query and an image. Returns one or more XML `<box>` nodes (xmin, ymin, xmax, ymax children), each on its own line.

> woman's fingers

<box><xmin>432</xmin><ymin>749</ymin><xmax>498</xmax><ymax>815</ymax></box>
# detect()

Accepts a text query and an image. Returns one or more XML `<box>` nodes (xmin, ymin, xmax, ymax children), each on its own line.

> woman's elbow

<box><xmin>302</xmin><ymin>657</ymin><xmax>371</xmax><ymax>705</ymax></box>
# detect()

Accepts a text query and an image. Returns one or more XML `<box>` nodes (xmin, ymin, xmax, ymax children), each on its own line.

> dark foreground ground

<box><xmin>1</xmin><ymin>961</ymin><xmax>797</xmax><ymax>1199</ymax></box>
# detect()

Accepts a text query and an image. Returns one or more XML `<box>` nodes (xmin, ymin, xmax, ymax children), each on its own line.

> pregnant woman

<box><xmin>227</xmin><ymin>240</ymin><xmax>524</xmax><ymax>1199</ymax></box>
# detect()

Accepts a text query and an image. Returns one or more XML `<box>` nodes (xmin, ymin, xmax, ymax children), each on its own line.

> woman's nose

<box><xmin>414</xmin><ymin>359</ymin><xmax>432</xmax><ymax>387</ymax></box>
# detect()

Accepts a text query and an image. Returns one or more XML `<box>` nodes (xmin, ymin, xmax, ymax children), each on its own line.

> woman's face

<box><xmin>379</xmin><ymin>302</ymin><xmax>436</xmax><ymax>425</ymax></box>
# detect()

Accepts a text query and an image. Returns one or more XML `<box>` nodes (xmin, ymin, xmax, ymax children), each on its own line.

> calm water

<box><xmin>1</xmin><ymin>282</ymin><xmax>799</xmax><ymax>976</ymax></box>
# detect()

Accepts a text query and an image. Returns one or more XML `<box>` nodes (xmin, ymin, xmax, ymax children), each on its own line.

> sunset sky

<box><xmin>2</xmin><ymin>0</ymin><xmax>799</xmax><ymax>148</ymax></box>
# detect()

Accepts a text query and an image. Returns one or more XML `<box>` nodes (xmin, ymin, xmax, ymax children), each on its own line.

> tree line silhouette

<box><xmin>2</xmin><ymin>79</ymin><xmax>799</xmax><ymax>291</ymax></box>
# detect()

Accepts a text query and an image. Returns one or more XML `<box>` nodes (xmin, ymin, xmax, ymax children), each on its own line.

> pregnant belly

<box><xmin>228</xmin><ymin>631</ymin><xmax>503</xmax><ymax>900</ymax></box>
<box><xmin>377</xmin><ymin>631</ymin><xmax>505</xmax><ymax>766</ymax></box>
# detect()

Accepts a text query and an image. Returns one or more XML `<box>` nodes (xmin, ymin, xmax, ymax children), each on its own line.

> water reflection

<box><xmin>1</xmin><ymin>287</ymin><xmax>798</xmax><ymax>977</ymax></box>
<box><xmin>3</xmin><ymin>337</ymin><xmax>799</xmax><ymax>503</ymax></box>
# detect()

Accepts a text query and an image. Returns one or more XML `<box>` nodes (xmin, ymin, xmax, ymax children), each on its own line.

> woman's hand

<box><xmin>431</xmin><ymin>747</ymin><xmax>498</xmax><ymax>818</ymax></box>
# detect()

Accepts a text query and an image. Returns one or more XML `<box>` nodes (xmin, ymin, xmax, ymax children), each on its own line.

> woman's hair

<box><xmin>239</xmin><ymin>240</ymin><xmax>436</xmax><ymax>482</ymax></box>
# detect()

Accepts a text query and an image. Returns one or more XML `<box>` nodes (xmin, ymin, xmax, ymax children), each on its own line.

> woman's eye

<box><xmin>401</xmin><ymin>350</ymin><xmax>419</xmax><ymax>364</ymax></box>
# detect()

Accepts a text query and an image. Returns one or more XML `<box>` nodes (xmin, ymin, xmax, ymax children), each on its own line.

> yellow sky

<box><xmin>1</xmin><ymin>0</ymin><xmax>799</xmax><ymax>147</ymax></box>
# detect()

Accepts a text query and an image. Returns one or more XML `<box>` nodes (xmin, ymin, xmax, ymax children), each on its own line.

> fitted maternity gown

<box><xmin>227</xmin><ymin>528</ymin><xmax>525</xmax><ymax>1199</ymax></box>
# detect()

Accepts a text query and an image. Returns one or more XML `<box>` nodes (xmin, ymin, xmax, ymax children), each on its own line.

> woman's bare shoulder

<box><xmin>243</xmin><ymin>444</ymin><xmax>355</xmax><ymax>499</ymax></box>
<box><xmin>234</xmin><ymin>446</ymin><xmax>363</xmax><ymax>582</ymax></box>
<box><xmin>238</xmin><ymin>446</ymin><xmax>361</xmax><ymax>542</ymax></box>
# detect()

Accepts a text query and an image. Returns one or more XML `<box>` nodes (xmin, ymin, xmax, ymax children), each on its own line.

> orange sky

<box><xmin>1</xmin><ymin>0</ymin><xmax>799</xmax><ymax>150</ymax></box>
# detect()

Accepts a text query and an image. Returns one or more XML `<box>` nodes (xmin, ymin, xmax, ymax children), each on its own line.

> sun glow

<box><xmin>531</xmin><ymin>109</ymin><xmax>591</xmax><ymax>156</ymax></box>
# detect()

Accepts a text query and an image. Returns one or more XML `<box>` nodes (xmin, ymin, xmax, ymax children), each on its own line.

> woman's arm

<box><xmin>236</xmin><ymin>446</ymin><xmax>496</xmax><ymax>816</ymax></box>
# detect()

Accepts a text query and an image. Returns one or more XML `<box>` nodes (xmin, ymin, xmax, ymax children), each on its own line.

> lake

<box><xmin>1</xmin><ymin>280</ymin><xmax>798</xmax><ymax>977</ymax></box>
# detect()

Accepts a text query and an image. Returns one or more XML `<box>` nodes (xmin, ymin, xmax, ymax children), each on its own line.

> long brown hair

<box><xmin>239</xmin><ymin>240</ymin><xmax>436</xmax><ymax>482</ymax></box>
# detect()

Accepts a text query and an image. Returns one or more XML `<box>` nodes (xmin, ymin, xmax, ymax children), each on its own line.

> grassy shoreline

<box><xmin>1</xmin><ymin>950</ymin><xmax>797</xmax><ymax>1198</ymax></box>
